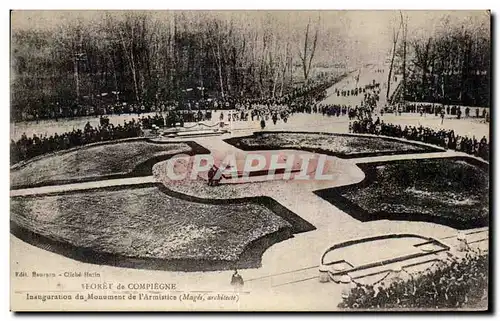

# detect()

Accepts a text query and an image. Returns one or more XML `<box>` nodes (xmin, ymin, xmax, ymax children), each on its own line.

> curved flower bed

<box><xmin>315</xmin><ymin>157</ymin><xmax>489</xmax><ymax>229</ymax></box>
<box><xmin>10</xmin><ymin>184</ymin><xmax>293</xmax><ymax>271</ymax></box>
<box><xmin>225</xmin><ymin>131</ymin><xmax>442</xmax><ymax>159</ymax></box>
<box><xmin>10</xmin><ymin>139</ymin><xmax>208</xmax><ymax>189</ymax></box>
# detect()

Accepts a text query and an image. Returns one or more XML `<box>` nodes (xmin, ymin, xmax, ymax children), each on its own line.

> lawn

<box><xmin>10</xmin><ymin>185</ymin><xmax>292</xmax><ymax>270</ymax></box>
<box><xmin>225</xmin><ymin>132</ymin><xmax>440</xmax><ymax>158</ymax></box>
<box><xmin>315</xmin><ymin>157</ymin><xmax>489</xmax><ymax>229</ymax></box>
<box><xmin>10</xmin><ymin>140</ymin><xmax>192</xmax><ymax>188</ymax></box>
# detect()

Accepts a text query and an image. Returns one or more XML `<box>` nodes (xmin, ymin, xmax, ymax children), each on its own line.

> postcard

<box><xmin>10</xmin><ymin>10</ymin><xmax>490</xmax><ymax>311</ymax></box>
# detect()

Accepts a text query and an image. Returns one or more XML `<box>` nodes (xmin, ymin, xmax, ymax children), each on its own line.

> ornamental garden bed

<box><xmin>314</xmin><ymin>157</ymin><xmax>489</xmax><ymax>230</ymax></box>
<box><xmin>10</xmin><ymin>183</ymin><xmax>303</xmax><ymax>271</ymax></box>
<box><xmin>10</xmin><ymin>139</ymin><xmax>209</xmax><ymax>189</ymax></box>
<box><xmin>224</xmin><ymin>131</ymin><xmax>442</xmax><ymax>158</ymax></box>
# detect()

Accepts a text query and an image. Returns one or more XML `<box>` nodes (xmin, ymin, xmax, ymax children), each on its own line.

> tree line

<box><xmin>11</xmin><ymin>11</ymin><xmax>491</xmax><ymax>121</ymax></box>
<box><xmin>393</xmin><ymin>13</ymin><xmax>490</xmax><ymax>107</ymax></box>
<box><xmin>11</xmin><ymin>12</ymin><xmax>326</xmax><ymax>120</ymax></box>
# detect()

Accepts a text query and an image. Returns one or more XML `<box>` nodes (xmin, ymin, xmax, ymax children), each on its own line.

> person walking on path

<box><xmin>231</xmin><ymin>269</ymin><xmax>244</xmax><ymax>292</ymax></box>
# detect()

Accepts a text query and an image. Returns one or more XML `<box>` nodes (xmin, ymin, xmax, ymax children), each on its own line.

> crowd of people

<box><xmin>11</xmin><ymin>78</ymin><xmax>336</xmax><ymax>164</ymax></box>
<box><xmin>10</xmin><ymin>119</ymin><xmax>142</xmax><ymax>164</ymax></box>
<box><xmin>137</xmin><ymin>110</ymin><xmax>214</xmax><ymax>129</ymax></box>
<box><xmin>350</xmin><ymin>117</ymin><xmax>489</xmax><ymax>161</ymax></box>
<box><xmin>335</xmin><ymin>81</ymin><xmax>381</xmax><ymax>101</ymax></box>
<box><xmin>11</xmin><ymin>70</ymin><xmax>491</xmax><ymax>165</ymax></box>
<box><xmin>14</xmin><ymin>76</ymin><xmax>338</xmax><ymax>122</ymax></box>
<box><xmin>10</xmin><ymin>96</ymin><xmax>300</xmax><ymax>165</ymax></box>
<box><xmin>135</xmin><ymin>104</ymin><xmax>292</xmax><ymax>130</ymax></box>
<box><xmin>338</xmin><ymin>251</ymin><xmax>488</xmax><ymax>309</ymax></box>
<box><xmin>292</xmin><ymin>80</ymin><xmax>381</xmax><ymax>118</ymax></box>
<box><xmin>401</xmin><ymin>103</ymin><xmax>489</xmax><ymax>120</ymax></box>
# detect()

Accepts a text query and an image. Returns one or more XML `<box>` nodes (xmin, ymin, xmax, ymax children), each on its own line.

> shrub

<box><xmin>338</xmin><ymin>250</ymin><xmax>488</xmax><ymax>310</ymax></box>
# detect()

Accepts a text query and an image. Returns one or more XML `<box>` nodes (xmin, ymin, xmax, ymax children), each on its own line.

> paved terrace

<box><xmin>11</xmin><ymin>127</ymin><xmax>488</xmax><ymax>311</ymax></box>
<box><xmin>10</xmin><ymin>64</ymin><xmax>489</xmax><ymax>310</ymax></box>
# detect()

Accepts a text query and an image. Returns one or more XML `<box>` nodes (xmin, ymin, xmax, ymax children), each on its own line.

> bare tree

<box><xmin>411</xmin><ymin>36</ymin><xmax>434</xmax><ymax>101</ymax></box>
<box><xmin>399</xmin><ymin>11</ymin><xmax>408</xmax><ymax>101</ymax></box>
<box><xmin>278</xmin><ymin>42</ymin><xmax>292</xmax><ymax>97</ymax></box>
<box><xmin>298</xmin><ymin>18</ymin><xmax>319</xmax><ymax>82</ymax></box>
<box><xmin>386</xmin><ymin>16</ymin><xmax>401</xmax><ymax>100</ymax></box>
<box><xmin>118</xmin><ymin>14</ymin><xmax>140</xmax><ymax>103</ymax></box>
<box><xmin>207</xmin><ymin>19</ymin><xmax>226</xmax><ymax>100</ymax></box>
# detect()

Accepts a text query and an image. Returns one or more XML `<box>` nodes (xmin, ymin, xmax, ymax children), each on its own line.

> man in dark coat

<box><xmin>231</xmin><ymin>269</ymin><xmax>244</xmax><ymax>291</ymax></box>
<box><xmin>207</xmin><ymin>165</ymin><xmax>221</xmax><ymax>186</ymax></box>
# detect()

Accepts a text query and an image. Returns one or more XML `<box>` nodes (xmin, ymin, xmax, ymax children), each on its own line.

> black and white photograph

<box><xmin>9</xmin><ymin>9</ymin><xmax>491</xmax><ymax>311</ymax></box>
